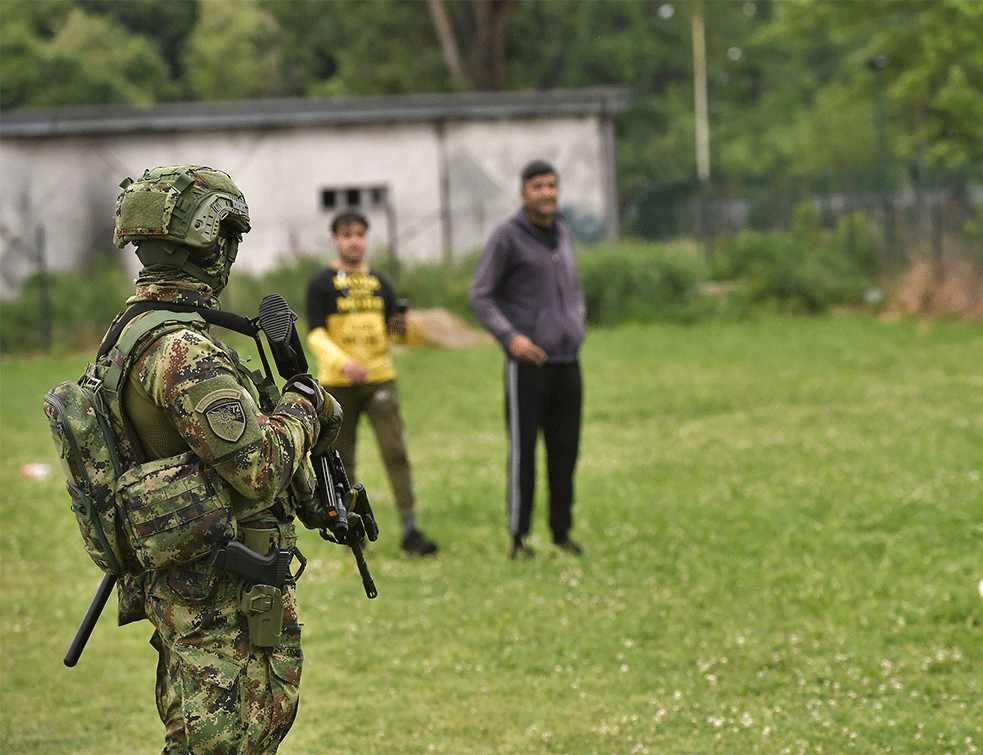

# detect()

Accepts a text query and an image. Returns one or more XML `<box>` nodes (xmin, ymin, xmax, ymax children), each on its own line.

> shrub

<box><xmin>577</xmin><ymin>240</ymin><xmax>708</xmax><ymax>326</ymax></box>
<box><xmin>204</xmin><ymin>241</ymin><xmax>714</xmax><ymax>332</ymax></box>
<box><xmin>0</xmin><ymin>227</ymin><xmax>877</xmax><ymax>356</ymax></box>
<box><xmin>0</xmin><ymin>255</ymin><xmax>133</xmax><ymax>354</ymax></box>
<box><xmin>222</xmin><ymin>254</ymin><xmax>325</xmax><ymax>321</ymax></box>
<box><xmin>380</xmin><ymin>251</ymin><xmax>482</xmax><ymax>321</ymax></box>
<box><xmin>714</xmin><ymin>228</ymin><xmax>869</xmax><ymax>314</ymax></box>
<box><xmin>836</xmin><ymin>211</ymin><xmax>881</xmax><ymax>275</ymax></box>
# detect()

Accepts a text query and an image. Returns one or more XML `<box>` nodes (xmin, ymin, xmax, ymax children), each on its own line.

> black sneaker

<box><xmin>554</xmin><ymin>537</ymin><xmax>583</xmax><ymax>556</ymax></box>
<box><xmin>402</xmin><ymin>528</ymin><xmax>438</xmax><ymax>556</ymax></box>
<box><xmin>508</xmin><ymin>541</ymin><xmax>535</xmax><ymax>560</ymax></box>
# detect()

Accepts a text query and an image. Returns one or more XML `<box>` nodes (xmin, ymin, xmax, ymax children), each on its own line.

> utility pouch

<box><xmin>240</xmin><ymin>584</ymin><xmax>284</xmax><ymax>648</ymax></box>
<box><xmin>117</xmin><ymin>451</ymin><xmax>236</xmax><ymax>572</ymax></box>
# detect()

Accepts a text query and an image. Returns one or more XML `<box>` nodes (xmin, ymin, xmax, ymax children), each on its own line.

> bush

<box><xmin>226</xmin><ymin>242</ymin><xmax>710</xmax><ymax>331</ymax></box>
<box><xmin>225</xmin><ymin>250</ymin><xmax>484</xmax><ymax>330</ymax></box>
<box><xmin>0</xmin><ymin>228</ymin><xmax>877</xmax><ymax>355</ymax></box>
<box><xmin>578</xmin><ymin>240</ymin><xmax>708</xmax><ymax>326</ymax></box>
<box><xmin>713</xmin><ymin>228</ymin><xmax>869</xmax><ymax>314</ymax></box>
<box><xmin>0</xmin><ymin>255</ymin><xmax>134</xmax><ymax>354</ymax></box>
<box><xmin>222</xmin><ymin>254</ymin><xmax>325</xmax><ymax>322</ymax></box>
<box><xmin>379</xmin><ymin>251</ymin><xmax>482</xmax><ymax>321</ymax></box>
<box><xmin>835</xmin><ymin>211</ymin><xmax>881</xmax><ymax>275</ymax></box>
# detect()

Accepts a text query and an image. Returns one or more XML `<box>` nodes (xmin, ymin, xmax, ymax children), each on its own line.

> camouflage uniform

<box><xmin>118</xmin><ymin>273</ymin><xmax>318</xmax><ymax>755</ymax></box>
<box><xmin>84</xmin><ymin>164</ymin><xmax>336</xmax><ymax>753</ymax></box>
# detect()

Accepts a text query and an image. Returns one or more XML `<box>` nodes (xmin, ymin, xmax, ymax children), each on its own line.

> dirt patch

<box><xmin>884</xmin><ymin>259</ymin><xmax>983</xmax><ymax>322</ymax></box>
<box><xmin>400</xmin><ymin>308</ymin><xmax>492</xmax><ymax>349</ymax></box>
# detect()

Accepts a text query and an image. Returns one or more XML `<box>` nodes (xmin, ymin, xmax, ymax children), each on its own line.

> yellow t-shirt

<box><xmin>305</xmin><ymin>268</ymin><xmax>397</xmax><ymax>386</ymax></box>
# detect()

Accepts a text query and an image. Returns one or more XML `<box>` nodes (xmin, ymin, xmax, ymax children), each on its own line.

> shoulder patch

<box><xmin>196</xmin><ymin>389</ymin><xmax>247</xmax><ymax>443</ymax></box>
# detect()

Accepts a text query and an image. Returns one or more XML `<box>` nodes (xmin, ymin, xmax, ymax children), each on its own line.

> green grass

<box><xmin>2</xmin><ymin>315</ymin><xmax>981</xmax><ymax>754</ymax></box>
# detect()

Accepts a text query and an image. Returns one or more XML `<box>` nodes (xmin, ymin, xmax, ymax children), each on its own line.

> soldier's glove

<box><xmin>282</xmin><ymin>375</ymin><xmax>343</xmax><ymax>455</ymax></box>
<box><xmin>311</xmin><ymin>390</ymin><xmax>343</xmax><ymax>456</ymax></box>
<box><xmin>283</xmin><ymin>374</ymin><xmax>323</xmax><ymax>411</ymax></box>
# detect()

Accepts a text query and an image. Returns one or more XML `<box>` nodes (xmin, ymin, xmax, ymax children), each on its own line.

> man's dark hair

<box><xmin>331</xmin><ymin>211</ymin><xmax>369</xmax><ymax>234</ymax></box>
<box><xmin>520</xmin><ymin>160</ymin><xmax>557</xmax><ymax>186</ymax></box>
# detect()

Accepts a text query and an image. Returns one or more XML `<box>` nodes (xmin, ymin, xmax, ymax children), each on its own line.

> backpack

<box><xmin>43</xmin><ymin>304</ymin><xmax>259</xmax><ymax>577</ymax></box>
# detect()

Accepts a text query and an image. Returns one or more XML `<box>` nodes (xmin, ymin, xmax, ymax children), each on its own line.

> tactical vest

<box><xmin>44</xmin><ymin>306</ymin><xmax>257</xmax><ymax>577</ymax></box>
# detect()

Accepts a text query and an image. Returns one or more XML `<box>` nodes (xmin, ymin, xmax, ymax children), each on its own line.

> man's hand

<box><xmin>507</xmin><ymin>335</ymin><xmax>547</xmax><ymax>366</ymax></box>
<box><xmin>341</xmin><ymin>360</ymin><xmax>369</xmax><ymax>384</ymax></box>
<box><xmin>387</xmin><ymin>312</ymin><xmax>407</xmax><ymax>338</ymax></box>
<box><xmin>282</xmin><ymin>375</ymin><xmax>344</xmax><ymax>455</ymax></box>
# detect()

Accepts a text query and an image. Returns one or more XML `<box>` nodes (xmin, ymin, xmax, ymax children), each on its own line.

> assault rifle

<box><xmin>255</xmin><ymin>293</ymin><xmax>379</xmax><ymax>599</ymax></box>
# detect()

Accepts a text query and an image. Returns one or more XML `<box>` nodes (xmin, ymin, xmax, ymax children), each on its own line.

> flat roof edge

<box><xmin>0</xmin><ymin>88</ymin><xmax>631</xmax><ymax>139</ymax></box>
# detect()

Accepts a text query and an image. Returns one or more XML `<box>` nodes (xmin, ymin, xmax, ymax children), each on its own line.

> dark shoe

<box><xmin>402</xmin><ymin>528</ymin><xmax>438</xmax><ymax>556</ymax></box>
<box><xmin>554</xmin><ymin>537</ymin><xmax>583</xmax><ymax>556</ymax></box>
<box><xmin>508</xmin><ymin>541</ymin><xmax>535</xmax><ymax>560</ymax></box>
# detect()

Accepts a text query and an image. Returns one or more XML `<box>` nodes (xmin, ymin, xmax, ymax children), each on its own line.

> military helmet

<box><xmin>114</xmin><ymin>165</ymin><xmax>250</xmax><ymax>249</ymax></box>
<box><xmin>114</xmin><ymin>165</ymin><xmax>250</xmax><ymax>294</ymax></box>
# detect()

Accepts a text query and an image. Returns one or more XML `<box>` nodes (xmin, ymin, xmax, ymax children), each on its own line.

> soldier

<box><xmin>110</xmin><ymin>165</ymin><xmax>340</xmax><ymax>753</ymax></box>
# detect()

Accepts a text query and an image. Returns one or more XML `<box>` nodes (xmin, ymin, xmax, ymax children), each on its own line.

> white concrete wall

<box><xmin>445</xmin><ymin>115</ymin><xmax>608</xmax><ymax>252</ymax></box>
<box><xmin>0</xmin><ymin>113</ymin><xmax>612</xmax><ymax>296</ymax></box>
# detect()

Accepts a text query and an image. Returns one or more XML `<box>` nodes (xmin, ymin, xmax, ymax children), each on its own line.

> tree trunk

<box><xmin>426</xmin><ymin>0</ymin><xmax>517</xmax><ymax>91</ymax></box>
<box><xmin>426</xmin><ymin>0</ymin><xmax>470</xmax><ymax>87</ymax></box>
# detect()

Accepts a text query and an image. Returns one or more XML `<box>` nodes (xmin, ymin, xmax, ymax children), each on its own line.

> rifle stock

<box><xmin>64</xmin><ymin>572</ymin><xmax>116</xmax><ymax>667</ymax></box>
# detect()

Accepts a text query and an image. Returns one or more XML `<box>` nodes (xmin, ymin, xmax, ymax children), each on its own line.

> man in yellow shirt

<box><xmin>305</xmin><ymin>211</ymin><xmax>437</xmax><ymax>556</ymax></box>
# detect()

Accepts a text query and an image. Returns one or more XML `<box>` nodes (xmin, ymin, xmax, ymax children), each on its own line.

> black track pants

<box><xmin>505</xmin><ymin>358</ymin><xmax>582</xmax><ymax>541</ymax></box>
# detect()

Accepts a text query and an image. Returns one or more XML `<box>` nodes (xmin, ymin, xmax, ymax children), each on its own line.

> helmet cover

<box><xmin>113</xmin><ymin>165</ymin><xmax>250</xmax><ymax>250</ymax></box>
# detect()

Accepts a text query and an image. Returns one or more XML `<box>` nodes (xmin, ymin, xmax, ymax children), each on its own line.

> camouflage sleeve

<box><xmin>132</xmin><ymin>326</ymin><xmax>319</xmax><ymax>515</ymax></box>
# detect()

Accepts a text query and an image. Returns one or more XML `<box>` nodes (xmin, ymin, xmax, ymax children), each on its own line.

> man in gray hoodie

<box><xmin>468</xmin><ymin>160</ymin><xmax>586</xmax><ymax>559</ymax></box>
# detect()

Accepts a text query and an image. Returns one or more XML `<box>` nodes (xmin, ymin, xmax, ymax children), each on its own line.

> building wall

<box><xmin>0</xmin><ymin>112</ymin><xmax>614</xmax><ymax>296</ymax></box>
<box><xmin>445</xmin><ymin>115</ymin><xmax>609</xmax><ymax>252</ymax></box>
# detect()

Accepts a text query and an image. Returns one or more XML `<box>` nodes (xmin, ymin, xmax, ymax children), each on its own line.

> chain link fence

<box><xmin>626</xmin><ymin>163</ymin><xmax>983</xmax><ymax>278</ymax></box>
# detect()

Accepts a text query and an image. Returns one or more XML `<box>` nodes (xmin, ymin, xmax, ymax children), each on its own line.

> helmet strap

<box><xmin>136</xmin><ymin>239</ymin><xmax>219</xmax><ymax>290</ymax></box>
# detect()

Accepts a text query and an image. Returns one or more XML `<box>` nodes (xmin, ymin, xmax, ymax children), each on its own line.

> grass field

<box><xmin>1</xmin><ymin>314</ymin><xmax>981</xmax><ymax>755</ymax></box>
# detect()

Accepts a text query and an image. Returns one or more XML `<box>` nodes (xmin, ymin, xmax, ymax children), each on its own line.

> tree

<box><xmin>0</xmin><ymin>1</ymin><xmax>175</xmax><ymax>108</ymax></box>
<box><xmin>426</xmin><ymin>0</ymin><xmax>518</xmax><ymax>91</ymax></box>
<box><xmin>262</xmin><ymin>0</ymin><xmax>452</xmax><ymax>97</ymax></box>
<box><xmin>182</xmin><ymin>0</ymin><xmax>284</xmax><ymax>101</ymax></box>
<box><xmin>766</xmin><ymin>0</ymin><xmax>983</xmax><ymax>167</ymax></box>
<box><xmin>3</xmin><ymin>0</ymin><xmax>978</xmax><ymax>210</ymax></box>
<box><xmin>81</xmin><ymin>0</ymin><xmax>200</xmax><ymax>85</ymax></box>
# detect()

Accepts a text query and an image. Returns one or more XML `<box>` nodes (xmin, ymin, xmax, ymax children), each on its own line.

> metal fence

<box><xmin>626</xmin><ymin>163</ymin><xmax>983</xmax><ymax>276</ymax></box>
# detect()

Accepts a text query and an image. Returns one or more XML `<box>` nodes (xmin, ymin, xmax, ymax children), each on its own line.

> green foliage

<box><xmin>82</xmin><ymin>0</ymin><xmax>200</xmax><ymax>83</ymax></box>
<box><xmin>836</xmin><ymin>209</ymin><xmax>882</xmax><ymax>276</ymax></box>
<box><xmin>713</xmin><ymin>219</ymin><xmax>872</xmax><ymax>314</ymax></box>
<box><xmin>0</xmin><ymin>254</ymin><xmax>133</xmax><ymax>354</ymax></box>
<box><xmin>182</xmin><ymin>0</ymin><xmax>284</xmax><ymax>101</ymax></box>
<box><xmin>377</xmin><ymin>251</ymin><xmax>480</xmax><ymax>320</ymax></box>
<box><xmin>261</xmin><ymin>0</ymin><xmax>453</xmax><ymax>98</ymax></box>
<box><xmin>578</xmin><ymin>240</ymin><xmax>709</xmax><ymax>326</ymax></box>
<box><xmin>220</xmin><ymin>250</ymin><xmax>479</xmax><ymax>332</ymax></box>
<box><xmin>3</xmin><ymin>0</ymin><xmax>981</xmax><ymax>191</ymax></box>
<box><xmin>0</xmin><ymin>229</ymin><xmax>883</xmax><ymax>355</ymax></box>
<box><xmin>768</xmin><ymin>0</ymin><xmax>983</xmax><ymax>168</ymax></box>
<box><xmin>0</xmin><ymin>1</ymin><xmax>177</xmax><ymax>107</ymax></box>
<box><xmin>221</xmin><ymin>254</ymin><xmax>325</xmax><ymax>324</ymax></box>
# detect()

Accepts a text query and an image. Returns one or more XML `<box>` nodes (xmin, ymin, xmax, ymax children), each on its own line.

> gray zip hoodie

<box><xmin>469</xmin><ymin>209</ymin><xmax>586</xmax><ymax>363</ymax></box>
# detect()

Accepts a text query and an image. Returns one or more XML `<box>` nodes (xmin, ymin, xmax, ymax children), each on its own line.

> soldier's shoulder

<box><xmin>137</xmin><ymin>321</ymin><xmax>223</xmax><ymax>369</ymax></box>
